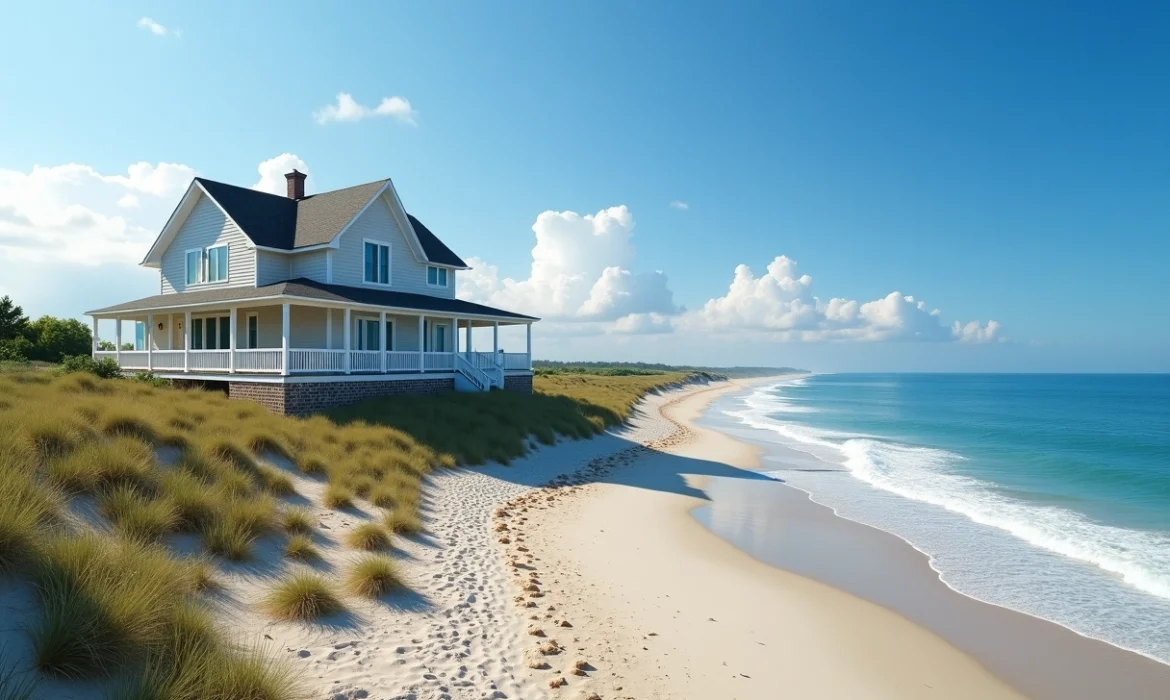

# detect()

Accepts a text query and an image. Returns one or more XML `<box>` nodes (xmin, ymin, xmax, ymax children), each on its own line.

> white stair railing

<box><xmin>454</xmin><ymin>354</ymin><xmax>492</xmax><ymax>392</ymax></box>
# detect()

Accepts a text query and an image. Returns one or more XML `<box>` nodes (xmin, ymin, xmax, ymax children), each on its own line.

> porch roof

<box><xmin>86</xmin><ymin>278</ymin><xmax>539</xmax><ymax>322</ymax></box>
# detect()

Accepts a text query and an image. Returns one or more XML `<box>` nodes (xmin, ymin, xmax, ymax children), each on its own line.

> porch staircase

<box><xmin>454</xmin><ymin>354</ymin><xmax>501</xmax><ymax>392</ymax></box>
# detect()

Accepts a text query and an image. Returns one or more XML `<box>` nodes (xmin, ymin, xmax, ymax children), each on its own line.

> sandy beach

<box><xmin>20</xmin><ymin>378</ymin><xmax>1161</xmax><ymax>699</ymax></box>
<box><xmin>496</xmin><ymin>378</ymin><xmax>1170</xmax><ymax>700</ymax></box>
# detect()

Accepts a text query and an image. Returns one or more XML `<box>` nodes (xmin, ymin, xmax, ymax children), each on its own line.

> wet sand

<box><xmin>682</xmin><ymin>380</ymin><xmax>1170</xmax><ymax>700</ymax></box>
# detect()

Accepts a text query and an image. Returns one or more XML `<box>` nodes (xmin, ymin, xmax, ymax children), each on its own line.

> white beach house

<box><xmin>86</xmin><ymin>170</ymin><xmax>537</xmax><ymax>414</ymax></box>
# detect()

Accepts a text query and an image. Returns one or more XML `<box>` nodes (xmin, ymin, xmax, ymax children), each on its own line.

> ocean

<box><xmin>701</xmin><ymin>373</ymin><xmax>1170</xmax><ymax>663</ymax></box>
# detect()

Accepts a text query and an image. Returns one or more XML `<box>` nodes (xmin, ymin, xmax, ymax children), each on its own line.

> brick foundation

<box><xmin>228</xmin><ymin>377</ymin><xmax>456</xmax><ymax>415</ymax></box>
<box><xmin>503</xmin><ymin>374</ymin><xmax>533</xmax><ymax>393</ymax></box>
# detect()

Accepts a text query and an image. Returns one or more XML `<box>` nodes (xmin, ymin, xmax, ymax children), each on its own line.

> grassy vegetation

<box><xmin>0</xmin><ymin>363</ymin><xmax>696</xmax><ymax>696</ymax></box>
<box><xmin>345</xmin><ymin>523</ymin><xmax>390</xmax><ymax>551</ymax></box>
<box><xmin>345</xmin><ymin>555</ymin><xmax>402</xmax><ymax>598</ymax></box>
<box><xmin>262</xmin><ymin>573</ymin><xmax>344</xmax><ymax>622</ymax></box>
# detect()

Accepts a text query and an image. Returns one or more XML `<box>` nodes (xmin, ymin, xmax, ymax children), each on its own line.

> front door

<box><xmin>432</xmin><ymin>323</ymin><xmax>448</xmax><ymax>352</ymax></box>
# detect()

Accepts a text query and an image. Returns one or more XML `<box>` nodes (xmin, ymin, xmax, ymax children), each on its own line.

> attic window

<box><xmin>427</xmin><ymin>266</ymin><xmax>448</xmax><ymax>287</ymax></box>
<box><xmin>363</xmin><ymin>240</ymin><xmax>390</xmax><ymax>285</ymax></box>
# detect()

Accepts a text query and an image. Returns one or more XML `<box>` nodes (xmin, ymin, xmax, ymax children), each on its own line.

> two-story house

<box><xmin>86</xmin><ymin>170</ymin><xmax>537</xmax><ymax>414</ymax></box>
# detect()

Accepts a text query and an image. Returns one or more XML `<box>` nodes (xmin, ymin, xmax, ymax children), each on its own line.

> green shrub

<box><xmin>59</xmin><ymin>355</ymin><xmax>121</xmax><ymax>379</ymax></box>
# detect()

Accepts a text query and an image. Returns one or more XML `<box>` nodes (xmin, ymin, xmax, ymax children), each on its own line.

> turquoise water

<box><xmin>709</xmin><ymin>374</ymin><xmax>1170</xmax><ymax>662</ymax></box>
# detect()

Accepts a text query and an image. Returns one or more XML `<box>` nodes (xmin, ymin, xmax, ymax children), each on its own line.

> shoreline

<box><xmin>678</xmin><ymin>379</ymin><xmax>1170</xmax><ymax>699</ymax></box>
<box><xmin>503</xmin><ymin>377</ymin><xmax>1170</xmax><ymax>699</ymax></box>
<box><xmin>500</xmin><ymin>378</ymin><xmax>1022</xmax><ymax>699</ymax></box>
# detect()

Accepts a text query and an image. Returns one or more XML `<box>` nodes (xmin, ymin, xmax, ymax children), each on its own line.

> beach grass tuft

<box><xmin>322</xmin><ymin>483</ymin><xmax>354</xmax><ymax>510</ymax></box>
<box><xmin>262</xmin><ymin>573</ymin><xmax>344</xmax><ymax>621</ymax></box>
<box><xmin>98</xmin><ymin>484</ymin><xmax>178</xmax><ymax>542</ymax></box>
<box><xmin>345</xmin><ymin>523</ymin><xmax>390</xmax><ymax>551</ymax></box>
<box><xmin>283</xmin><ymin>534</ymin><xmax>318</xmax><ymax>561</ymax></box>
<box><xmin>281</xmin><ymin>507</ymin><xmax>314</xmax><ymax>535</ymax></box>
<box><xmin>345</xmin><ymin>555</ymin><xmax>402</xmax><ymax>598</ymax></box>
<box><xmin>383</xmin><ymin>509</ymin><xmax>423</xmax><ymax>536</ymax></box>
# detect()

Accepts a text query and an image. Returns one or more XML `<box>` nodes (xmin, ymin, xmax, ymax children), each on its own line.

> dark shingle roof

<box><xmin>195</xmin><ymin>179</ymin><xmax>296</xmax><ymax>249</ymax></box>
<box><xmin>192</xmin><ymin>177</ymin><xmax>468</xmax><ymax>267</ymax></box>
<box><xmin>407</xmin><ymin>214</ymin><xmax>466</xmax><ymax>267</ymax></box>
<box><xmin>293</xmin><ymin>179</ymin><xmax>389</xmax><ymax>248</ymax></box>
<box><xmin>86</xmin><ymin>278</ymin><xmax>537</xmax><ymax>321</ymax></box>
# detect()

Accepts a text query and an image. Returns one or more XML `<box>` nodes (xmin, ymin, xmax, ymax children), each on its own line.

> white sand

<box><xmin>12</xmin><ymin>378</ymin><xmax>1135</xmax><ymax>699</ymax></box>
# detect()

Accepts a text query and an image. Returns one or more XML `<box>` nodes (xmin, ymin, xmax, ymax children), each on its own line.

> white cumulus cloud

<box><xmin>136</xmin><ymin>17</ymin><xmax>174</xmax><ymax>37</ymax></box>
<box><xmin>252</xmin><ymin>153</ymin><xmax>311</xmax><ymax>195</ymax></box>
<box><xmin>313</xmin><ymin>93</ymin><xmax>418</xmax><ymax>126</ymax></box>
<box><xmin>0</xmin><ymin>162</ymin><xmax>195</xmax><ymax>266</ymax></box>
<box><xmin>686</xmin><ymin>255</ymin><xmax>1001</xmax><ymax>342</ymax></box>
<box><xmin>669</xmin><ymin>200</ymin><xmax>689</xmax><ymax>210</ymax></box>
<box><xmin>457</xmin><ymin>205</ymin><xmax>681</xmax><ymax>322</ymax></box>
<box><xmin>611</xmin><ymin>312</ymin><xmax>673</xmax><ymax>334</ymax></box>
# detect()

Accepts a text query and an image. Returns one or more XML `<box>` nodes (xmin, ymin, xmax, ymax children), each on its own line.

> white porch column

<box><xmin>526</xmin><ymin>323</ymin><xmax>532</xmax><ymax>365</ymax></box>
<box><xmin>493</xmin><ymin>321</ymin><xmax>499</xmax><ymax>357</ymax></box>
<box><xmin>326</xmin><ymin>308</ymin><xmax>333</xmax><ymax>350</ymax></box>
<box><xmin>418</xmin><ymin>315</ymin><xmax>425</xmax><ymax>371</ymax></box>
<box><xmin>281</xmin><ymin>303</ymin><xmax>290</xmax><ymax>376</ymax></box>
<box><xmin>464</xmin><ymin>321</ymin><xmax>471</xmax><ymax>358</ymax></box>
<box><xmin>183</xmin><ymin>311</ymin><xmax>190</xmax><ymax>372</ymax></box>
<box><xmin>146</xmin><ymin>315</ymin><xmax>154</xmax><ymax>371</ymax></box>
<box><xmin>167</xmin><ymin>314</ymin><xmax>173</xmax><ymax>351</ymax></box>
<box><xmin>229</xmin><ymin>307</ymin><xmax>237</xmax><ymax>374</ymax></box>
<box><xmin>91</xmin><ymin>317</ymin><xmax>98</xmax><ymax>358</ymax></box>
<box><xmin>343</xmin><ymin>307</ymin><xmax>352</xmax><ymax>374</ymax></box>
<box><xmin>453</xmin><ymin>318</ymin><xmax>460</xmax><ymax>356</ymax></box>
<box><xmin>379</xmin><ymin>310</ymin><xmax>387</xmax><ymax>373</ymax></box>
<box><xmin>115</xmin><ymin>319</ymin><xmax>122</xmax><ymax>365</ymax></box>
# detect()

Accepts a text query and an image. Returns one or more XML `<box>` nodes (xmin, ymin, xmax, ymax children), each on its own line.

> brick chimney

<box><xmin>285</xmin><ymin>169</ymin><xmax>306</xmax><ymax>200</ymax></box>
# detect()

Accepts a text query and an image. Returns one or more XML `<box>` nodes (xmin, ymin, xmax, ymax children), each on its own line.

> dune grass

<box><xmin>345</xmin><ymin>555</ymin><xmax>402</xmax><ymax>598</ymax></box>
<box><xmin>0</xmin><ymin>365</ymin><xmax>690</xmax><ymax>697</ymax></box>
<box><xmin>262</xmin><ymin>573</ymin><xmax>344</xmax><ymax>621</ymax></box>
<box><xmin>345</xmin><ymin>523</ymin><xmax>390</xmax><ymax>551</ymax></box>
<box><xmin>283</xmin><ymin>534</ymin><xmax>318</xmax><ymax>561</ymax></box>
<box><xmin>281</xmin><ymin>507</ymin><xmax>314</xmax><ymax>535</ymax></box>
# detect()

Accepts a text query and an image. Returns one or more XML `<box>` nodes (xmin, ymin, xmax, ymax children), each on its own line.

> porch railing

<box><xmin>92</xmin><ymin>349</ymin><xmax>525</xmax><ymax>376</ymax></box>
<box><xmin>236</xmin><ymin>349</ymin><xmax>283</xmax><ymax>373</ymax></box>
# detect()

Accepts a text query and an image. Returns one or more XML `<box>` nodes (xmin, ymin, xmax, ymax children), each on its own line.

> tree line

<box><xmin>0</xmin><ymin>295</ymin><xmax>117</xmax><ymax>363</ymax></box>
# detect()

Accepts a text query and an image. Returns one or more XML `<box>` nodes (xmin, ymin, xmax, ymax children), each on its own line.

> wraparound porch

<box><xmin>90</xmin><ymin>299</ymin><xmax>532</xmax><ymax>390</ymax></box>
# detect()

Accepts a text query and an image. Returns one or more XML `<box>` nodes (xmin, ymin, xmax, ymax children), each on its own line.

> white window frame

<box><xmin>206</xmin><ymin>245</ymin><xmax>229</xmax><ymax>284</ymax></box>
<box><xmin>185</xmin><ymin>249</ymin><xmax>203</xmax><ymax>285</ymax></box>
<box><xmin>362</xmin><ymin>238</ymin><xmax>391</xmax><ymax>287</ymax></box>
<box><xmin>246</xmin><ymin>312</ymin><xmax>259</xmax><ymax>349</ymax></box>
<box><xmin>426</xmin><ymin>265</ymin><xmax>450</xmax><ymax>288</ymax></box>
<box><xmin>185</xmin><ymin>245</ymin><xmax>230</xmax><ymax>287</ymax></box>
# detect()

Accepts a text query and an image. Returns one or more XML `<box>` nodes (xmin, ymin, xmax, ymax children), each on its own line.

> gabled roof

<box><xmin>85</xmin><ymin>278</ymin><xmax>538</xmax><ymax>322</ymax></box>
<box><xmin>143</xmin><ymin>177</ymin><xmax>468</xmax><ymax>268</ymax></box>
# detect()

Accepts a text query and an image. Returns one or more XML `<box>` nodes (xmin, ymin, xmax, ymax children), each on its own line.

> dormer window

<box><xmin>427</xmin><ymin>266</ymin><xmax>449</xmax><ymax>288</ymax></box>
<box><xmin>364</xmin><ymin>240</ymin><xmax>390</xmax><ymax>285</ymax></box>
<box><xmin>185</xmin><ymin>245</ymin><xmax>228</xmax><ymax>285</ymax></box>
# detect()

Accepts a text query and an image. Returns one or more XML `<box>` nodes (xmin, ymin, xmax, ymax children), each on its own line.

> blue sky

<box><xmin>1</xmin><ymin>1</ymin><xmax>1166</xmax><ymax>371</ymax></box>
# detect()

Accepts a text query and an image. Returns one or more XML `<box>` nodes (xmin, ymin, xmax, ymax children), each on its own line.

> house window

<box><xmin>190</xmin><ymin>315</ymin><xmax>230</xmax><ymax>349</ymax></box>
<box><xmin>363</xmin><ymin>241</ymin><xmax>390</xmax><ymax>285</ymax></box>
<box><xmin>355</xmin><ymin>318</ymin><xmax>390</xmax><ymax>351</ymax></box>
<box><xmin>427</xmin><ymin>266</ymin><xmax>449</xmax><ymax>287</ymax></box>
<box><xmin>186</xmin><ymin>250</ymin><xmax>201</xmax><ymax>284</ymax></box>
<box><xmin>247</xmin><ymin>314</ymin><xmax>258</xmax><ymax>349</ymax></box>
<box><xmin>207</xmin><ymin>246</ymin><xmax>228</xmax><ymax>283</ymax></box>
<box><xmin>185</xmin><ymin>246</ymin><xmax>228</xmax><ymax>285</ymax></box>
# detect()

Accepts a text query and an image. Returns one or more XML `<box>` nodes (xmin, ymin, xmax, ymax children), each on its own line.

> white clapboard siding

<box><xmin>255</xmin><ymin>250</ymin><xmax>290</xmax><ymax>286</ymax></box>
<box><xmin>161</xmin><ymin>195</ymin><xmax>256</xmax><ymax>293</ymax></box>
<box><xmin>289</xmin><ymin>249</ymin><xmax>329</xmax><ymax>283</ymax></box>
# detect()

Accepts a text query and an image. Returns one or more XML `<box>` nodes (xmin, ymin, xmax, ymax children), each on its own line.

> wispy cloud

<box><xmin>312</xmin><ymin>92</ymin><xmax>418</xmax><ymax>126</ymax></box>
<box><xmin>669</xmin><ymin>200</ymin><xmax>689</xmax><ymax>210</ymax></box>
<box><xmin>136</xmin><ymin>17</ymin><xmax>178</xmax><ymax>37</ymax></box>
